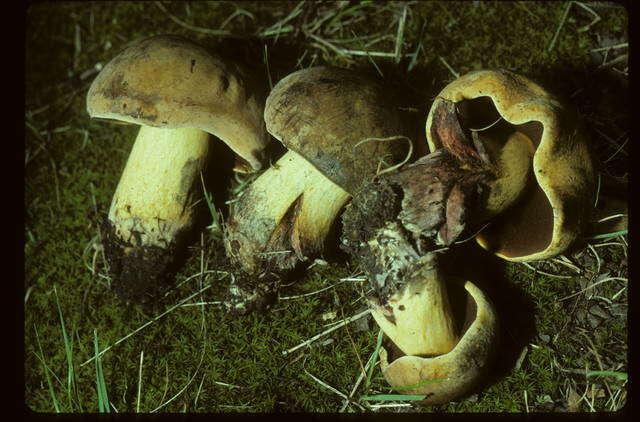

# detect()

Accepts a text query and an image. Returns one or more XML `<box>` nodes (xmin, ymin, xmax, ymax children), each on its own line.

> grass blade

<box><xmin>588</xmin><ymin>230</ymin><xmax>628</xmax><ymax>240</ymax></box>
<box><xmin>136</xmin><ymin>350</ymin><xmax>144</xmax><ymax>412</ymax></box>
<box><xmin>33</xmin><ymin>326</ymin><xmax>61</xmax><ymax>413</ymax></box>
<box><xmin>93</xmin><ymin>329</ymin><xmax>110</xmax><ymax>413</ymax></box>
<box><xmin>365</xmin><ymin>329</ymin><xmax>384</xmax><ymax>391</ymax></box>
<box><xmin>53</xmin><ymin>286</ymin><xmax>79</xmax><ymax>410</ymax></box>
<box><xmin>586</xmin><ymin>370</ymin><xmax>627</xmax><ymax>381</ymax></box>
<box><xmin>360</xmin><ymin>394</ymin><xmax>426</xmax><ymax>401</ymax></box>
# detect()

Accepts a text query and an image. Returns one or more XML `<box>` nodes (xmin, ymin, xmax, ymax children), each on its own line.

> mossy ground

<box><xmin>25</xmin><ymin>1</ymin><xmax>628</xmax><ymax>413</ymax></box>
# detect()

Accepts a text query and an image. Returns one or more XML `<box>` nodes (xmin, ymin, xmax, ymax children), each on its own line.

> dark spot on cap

<box><xmin>220</xmin><ymin>75</ymin><xmax>230</xmax><ymax>92</ymax></box>
<box><xmin>398</xmin><ymin>305</ymin><xmax>405</xmax><ymax>311</ymax></box>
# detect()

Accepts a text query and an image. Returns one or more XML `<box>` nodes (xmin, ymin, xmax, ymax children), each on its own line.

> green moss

<box><xmin>25</xmin><ymin>1</ymin><xmax>627</xmax><ymax>413</ymax></box>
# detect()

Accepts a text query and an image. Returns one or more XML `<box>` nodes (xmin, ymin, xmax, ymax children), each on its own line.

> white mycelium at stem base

<box><xmin>108</xmin><ymin>126</ymin><xmax>210</xmax><ymax>249</ymax></box>
<box><xmin>227</xmin><ymin>150</ymin><xmax>351</xmax><ymax>272</ymax></box>
<box><xmin>370</xmin><ymin>255</ymin><xmax>459</xmax><ymax>357</ymax></box>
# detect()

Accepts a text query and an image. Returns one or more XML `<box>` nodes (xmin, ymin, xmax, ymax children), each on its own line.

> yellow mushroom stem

<box><xmin>369</xmin><ymin>256</ymin><xmax>459</xmax><ymax>357</ymax></box>
<box><xmin>108</xmin><ymin>125</ymin><xmax>210</xmax><ymax>249</ymax></box>
<box><xmin>225</xmin><ymin>150</ymin><xmax>351</xmax><ymax>274</ymax></box>
<box><xmin>378</xmin><ymin>279</ymin><xmax>499</xmax><ymax>405</ymax></box>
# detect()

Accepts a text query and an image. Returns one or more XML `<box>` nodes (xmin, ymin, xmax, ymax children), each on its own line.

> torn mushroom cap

<box><xmin>425</xmin><ymin>69</ymin><xmax>594</xmax><ymax>261</ymax></box>
<box><xmin>379</xmin><ymin>279</ymin><xmax>499</xmax><ymax>406</ymax></box>
<box><xmin>226</xmin><ymin>67</ymin><xmax>409</xmax><ymax>274</ymax></box>
<box><xmin>86</xmin><ymin>34</ymin><xmax>269</xmax><ymax>170</ymax></box>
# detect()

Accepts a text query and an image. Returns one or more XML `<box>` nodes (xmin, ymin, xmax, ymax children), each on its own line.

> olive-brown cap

<box><xmin>379</xmin><ymin>279</ymin><xmax>499</xmax><ymax>405</ymax></box>
<box><xmin>264</xmin><ymin>66</ymin><xmax>409</xmax><ymax>195</ymax></box>
<box><xmin>86</xmin><ymin>34</ymin><xmax>268</xmax><ymax>170</ymax></box>
<box><xmin>425</xmin><ymin>69</ymin><xmax>595</xmax><ymax>261</ymax></box>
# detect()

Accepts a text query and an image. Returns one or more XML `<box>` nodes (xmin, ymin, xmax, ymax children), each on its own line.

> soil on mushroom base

<box><xmin>102</xmin><ymin>219</ymin><xmax>190</xmax><ymax>304</ymax></box>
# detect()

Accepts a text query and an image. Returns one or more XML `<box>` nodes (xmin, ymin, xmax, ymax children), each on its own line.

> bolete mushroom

<box><xmin>342</xmin><ymin>202</ymin><xmax>498</xmax><ymax>405</ymax></box>
<box><xmin>377</xmin><ymin>275</ymin><xmax>499</xmax><ymax>406</ymax></box>
<box><xmin>224</xmin><ymin>66</ymin><xmax>410</xmax><ymax>277</ymax></box>
<box><xmin>341</xmin><ymin>68</ymin><xmax>595</xmax><ymax>405</ymax></box>
<box><xmin>87</xmin><ymin>34</ymin><xmax>269</xmax><ymax>302</ymax></box>
<box><xmin>425</xmin><ymin>69</ymin><xmax>595</xmax><ymax>261</ymax></box>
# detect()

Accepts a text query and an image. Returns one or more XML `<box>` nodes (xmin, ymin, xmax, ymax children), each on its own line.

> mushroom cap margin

<box><xmin>425</xmin><ymin>69</ymin><xmax>595</xmax><ymax>261</ymax></box>
<box><xmin>379</xmin><ymin>279</ymin><xmax>499</xmax><ymax>406</ymax></box>
<box><xmin>86</xmin><ymin>34</ymin><xmax>269</xmax><ymax>170</ymax></box>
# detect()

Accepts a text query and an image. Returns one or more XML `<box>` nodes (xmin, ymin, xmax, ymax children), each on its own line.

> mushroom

<box><xmin>341</xmin><ymin>168</ymin><xmax>498</xmax><ymax>404</ymax></box>
<box><xmin>342</xmin><ymin>194</ymin><xmax>498</xmax><ymax>404</ymax></box>
<box><xmin>87</xmin><ymin>34</ymin><xmax>269</xmax><ymax>302</ymax></box>
<box><xmin>340</xmin><ymin>68</ymin><xmax>595</xmax><ymax>405</ymax></box>
<box><xmin>224</xmin><ymin>66</ymin><xmax>410</xmax><ymax>277</ymax></box>
<box><xmin>425</xmin><ymin>69</ymin><xmax>595</xmax><ymax>261</ymax></box>
<box><xmin>342</xmin><ymin>178</ymin><xmax>499</xmax><ymax>404</ymax></box>
<box><xmin>377</xmin><ymin>276</ymin><xmax>498</xmax><ymax>406</ymax></box>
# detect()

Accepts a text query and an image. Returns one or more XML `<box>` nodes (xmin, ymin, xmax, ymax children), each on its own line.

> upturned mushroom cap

<box><xmin>379</xmin><ymin>279</ymin><xmax>499</xmax><ymax>405</ymax></box>
<box><xmin>425</xmin><ymin>69</ymin><xmax>595</xmax><ymax>261</ymax></box>
<box><xmin>86</xmin><ymin>34</ymin><xmax>268</xmax><ymax>170</ymax></box>
<box><xmin>264</xmin><ymin>66</ymin><xmax>409</xmax><ymax>195</ymax></box>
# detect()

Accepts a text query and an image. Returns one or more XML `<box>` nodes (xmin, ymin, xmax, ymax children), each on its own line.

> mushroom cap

<box><xmin>425</xmin><ymin>69</ymin><xmax>595</xmax><ymax>261</ymax></box>
<box><xmin>86</xmin><ymin>34</ymin><xmax>268</xmax><ymax>170</ymax></box>
<box><xmin>264</xmin><ymin>66</ymin><xmax>409</xmax><ymax>195</ymax></box>
<box><xmin>379</xmin><ymin>279</ymin><xmax>499</xmax><ymax>405</ymax></box>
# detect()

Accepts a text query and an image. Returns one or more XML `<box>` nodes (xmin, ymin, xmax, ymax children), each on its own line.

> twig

<box><xmin>587</xmin><ymin>244</ymin><xmax>601</xmax><ymax>275</ymax></box>
<box><xmin>354</xmin><ymin>135</ymin><xmax>413</xmax><ymax>177</ymax></box>
<box><xmin>438</xmin><ymin>56</ymin><xmax>460</xmax><ymax>78</ymax></box>
<box><xmin>154</xmin><ymin>2</ymin><xmax>235</xmax><ymax>37</ymax></box>
<box><xmin>469</xmin><ymin>117</ymin><xmax>503</xmax><ymax>132</ymax></box>
<box><xmin>369</xmin><ymin>403</ymin><xmax>412</xmax><ymax>409</ymax></box>
<box><xmin>282</xmin><ymin>309</ymin><xmax>372</xmax><ymax>355</ymax></box>
<box><xmin>547</xmin><ymin>2</ymin><xmax>572</xmax><ymax>52</ymax></box>
<box><xmin>304</xmin><ymin>368</ymin><xmax>367</xmax><ymax>411</ymax></box>
<box><xmin>551</xmin><ymin>255</ymin><xmax>582</xmax><ymax>273</ymax></box>
<box><xmin>394</xmin><ymin>4</ymin><xmax>408</xmax><ymax>63</ymax></box>
<box><xmin>339</xmin><ymin>352</ymin><xmax>377</xmax><ymax>412</ymax></box>
<box><xmin>596</xmin><ymin>213</ymin><xmax>626</xmax><ymax>224</ymax></box>
<box><xmin>558</xmin><ymin>277</ymin><xmax>627</xmax><ymax>302</ymax></box>
<box><xmin>280</xmin><ymin>280</ymin><xmax>349</xmax><ymax>300</ymax></box>
<box><xmin>80</xmin><ymin>281</ymin><xmax>215</xmax><ymax>367</ymax></box>
<box><xmin>573</xmin><ymin>1</ymin><xmax>601</xmax><ymax>32</ymax></box>
<box><xmin>603</xmin><ymin>137</ymin><xmax>628</xmax><ymax>163</ymax></box>
<box><xmin>178</xmin><ymin>301</ymin><xmax>223</xmax><ymax>308</ymax></box>
<box><xmin>597</xmin><ymin>54</ymin><xmax>628</xmax><ymax>71</ymax></box>
<box><xmin>520</xmin><ymin>262</ymin><xmax>573</xmax><ymax>279</ymax></box>
<box><xmin>590</xmin><ymin>42</ymin><xmax>628</xmax><ymax>52</ymax></box>
<box><xmin>136</xmin><ymin>351</ymin><xmax>144</xmax><ymax>413</ymax></box>
<box><xmin>259</xmin><ymin>1</ymin><xmax>305</xmax><ymax>38</ymax></box>
<box><xmin>263</xmin><ymin>44</ymin><xmax>273</xmax><ymax>90</ymax></box>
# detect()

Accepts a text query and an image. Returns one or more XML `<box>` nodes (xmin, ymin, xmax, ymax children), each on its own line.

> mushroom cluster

<box><xmin>88</xmin><ymin>35</ymin><xmax>596</xmax><ymax>405</ymax></box>
<box><xmin>341</xmin><ymin>69</ymin><xmax>594</xmax><ymax>404</ymax></box>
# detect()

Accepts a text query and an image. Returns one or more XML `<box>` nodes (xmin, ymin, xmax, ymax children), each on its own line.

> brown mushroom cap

<box><xmin>86</xmin><ymin>34</ymin><xmax>268</xmax><ymax>170</ymax></box>
<box><xmin>425</xmin><ymin>69</ymin><xmax>595</xmax><ymax>261</ymax></box>
<box><xmin>379</xmin><ymin>279</ymin><xmax>499</xmax><ymax>405</ymax></box>
<box><xmin>264</xmin><ymin>66</ymin><xmax>409</xmax><ymax>195</ymax></box>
